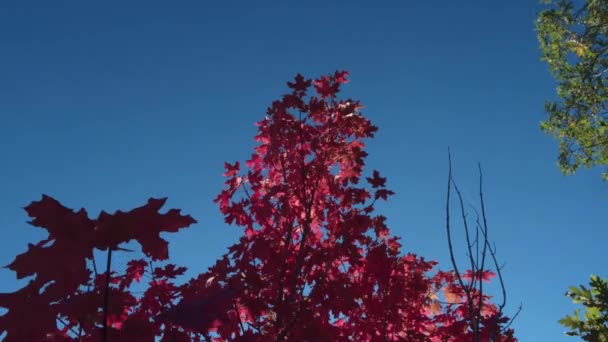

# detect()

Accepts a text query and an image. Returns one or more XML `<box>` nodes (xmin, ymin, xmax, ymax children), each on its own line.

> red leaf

<box><xmin>5</xmin><ymin>240</ymin><xmax>90</xmax><ymax>297</ymax></box>
<box><xmin>24</xmin><ymin>195</ymin><xmax>96</xmax><ymax>250</ymax></box>
<box><xmin>366</xmin><ymin>170</ymin><xmax>387</xmax><ymax>188</ymax></box>
<box><xmin>94</xmin><ymin>198</ymin><xmax>196</xmax><ymax>260</ymax></box>
<box><xmin>374</xmin><ymin>189</ymin><xmax>395</xmax><ymax>200</ymax></box>
<box><xmin>159</xmin><ymin>286</ymin><xmax>238</xmax><ymax>332</ymax></box>
<box><xmin>463</xmin><ymin>269</ymin><xmax>496</xmax><ymax>283</ymax></box>
<box><xmin>154</xmin><ymin>264</ymin><xmax>187</xmax><ymax>279</ymax></box>
<box><xmin>125</xmin><ymin>259</ymin><xmax>148</xmax><ymax>284</ymax></box>
<box><xmin>287</xmin><ymin>73</ymin><xmax>312</xmax><ymax>93</ymax></box>
<box><xmin>0</xmin><ymin>282</ymin><xmax>58</xmax><ymax>341</ymax></box>
<box><xmin>333</xmin><ymin>70</ymin><xmax>349</xmax><ymax>84</ymax></box>
<box><xmin>224</xmin><ymin>161</ymin><xmax>240</xmax><ymax>177</ymax></box>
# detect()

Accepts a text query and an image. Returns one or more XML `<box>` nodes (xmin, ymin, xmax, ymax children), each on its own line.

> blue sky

<box><xmin>0</xmin><ymin>1</ymin><xmax>606</xmax><ymax>340</ymax></box>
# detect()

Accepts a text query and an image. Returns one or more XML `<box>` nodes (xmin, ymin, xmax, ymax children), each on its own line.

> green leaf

<box><xmin>560</xmin><ymin>275</ymin><xmax>608</xmax><ymax>340</ymax></box>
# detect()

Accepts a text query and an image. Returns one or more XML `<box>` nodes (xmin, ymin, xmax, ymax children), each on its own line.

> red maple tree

<box><xmin>0</xmin><ymin>71</ymin><xmax>517</xmax><ymax>341</ymax></box>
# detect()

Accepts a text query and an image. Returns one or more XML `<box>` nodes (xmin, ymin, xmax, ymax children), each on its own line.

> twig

<box><xmin>102</xmin><ymin>247</ymin><xmax>113</xmax><ymax>342</ymax></box>
<box><xmin>56</xmin><ymin>316</ymin><xmax>81</xmax><ymax>337</ymax></box>
<box><xmin>234</xmin><ymin>300</ymin><xmax>246</xmax><ymax>335</ymax></box>
<box><xmin>445</xmin><ymin>149</ymin><xmax>476</xmax><ymax>333</ymax></box>
<box><xmin>476</xmin><ymin>164</ymin><xmax>489</xmax><ymax>342</ymax></box>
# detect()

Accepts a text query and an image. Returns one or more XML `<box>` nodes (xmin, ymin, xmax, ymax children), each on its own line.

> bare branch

<box><xmin>451</xmin><ymin>175</ymin><xmax>480</xmax><ymax>290</ymax></box>
<box><xmin>445</xmin><ymin>154</ymin><xmax>520</xmax><ymax>341</ymax></box>
<box><xmin>445</xmin><ymin>149</ymin><xmax>477</xmax><ymax>334</ymax></box>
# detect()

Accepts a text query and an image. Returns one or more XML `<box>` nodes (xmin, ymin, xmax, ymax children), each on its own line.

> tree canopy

<box><xmin>0</xmin><ymin>72</ymin><xmax>518</xmax><ymax>341</ymax></box>
<box><xmin>537</xmin><ymin>0</ymin><xmax>608</xmax><ymax>179</ymax></box>
<box><xmin>538</xmin><ymin>2</ymin><xmax>608</xmax><ymax>340</ymax></box>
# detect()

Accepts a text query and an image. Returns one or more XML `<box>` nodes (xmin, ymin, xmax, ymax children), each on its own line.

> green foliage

<box><xmin>537</xmin><ymin>0</ymin><xmax>608</xmax><ymax>179</ymax></box>
<box><xmin>538</xmin><ymin>4</ymin><xmax>608</xmax><ymax>339</ymax></box>
<box><xmin>559</xmin><ymin>275</ymin><xmax>608</xmax><ymax>341</ymax></box>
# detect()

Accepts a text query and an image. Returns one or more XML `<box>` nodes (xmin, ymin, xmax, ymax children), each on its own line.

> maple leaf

<box><xmin>462</xmin><ymin>270</ymin><xmax>496</xmax><ymax>283</ymax></box>
<box><xmin>224</xmin><ymin>161</ymin><xmax>240</xmax><ymax>177</ymax></box>
<box><xmin>110</xmin><ymin>312</ymin><xmax>161</xmax><ymax>341</ymax></box>
<box><xmin>24</xmin><ymin>195</ymin><xmax>96</xmax><ymax>252</ymax></box>
<box><xmin>287</xmin><ymin>73</ymin><xmax>312</xmax><ymax>93</ymax></box>
<box><xmin>5</xmin><ymin>240</ymin><xmax>91</xmax><ymax>298</ymax></box>
<box><xmin>94</xmin><ymin>198</ymin><xmax>196</xmax><ymax>260</ymax></box>
<box><xmin>424</xmin><ymin>301</ymin><xmax>442</xmax><ymax>318</ymax></box>
<box><xmin>366</xmin><ymin>170</ymin><xmax>387</xmax><ymax>188</ymax></box>
<box><xmin>159</xmin><ymin>286</ymin><xmax>238</xmax><ymax>332</ymax></box>
<box><xmin>443</xmin><ymin>286</ymin><xmax>462</xmax><ymax>304</ymax></box>
<box><xmin>374</xmin><ymin>189</ymin><xmax>395</xmax><ymax>201</ymax></box>
<box><xmin>124</xmin><ymin>259</ymin><xmax>148</xmax><ymax>286</ymax></box>
<box><xmin>333</xmin><ymin>70</ymin><xmax>349</xmax><ymax>84</ymax></box>
<box><xmin>314</xmin><ymin>75</ymin><xmax>339</xmax><ymax>98</ymax></box>
<box><xmin>0</xmin><ymin>281</ymin><xmax>58</xmax><ymax>341</ymax></box>
<box><xmin>154</xmin><ymin>264</ymin><xmax>187</xmax><ymax>279</ymax></box>
<box><xmin>140</xmin><ymin>279</ymin><xmax>179</xmax><ymax>315</ymax></box>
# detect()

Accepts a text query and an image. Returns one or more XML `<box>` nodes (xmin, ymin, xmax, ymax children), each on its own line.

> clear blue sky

<box><xmin>0</xmin><ymin>1</ymin><xmax>605</xmax><ymax>340</ymax></box>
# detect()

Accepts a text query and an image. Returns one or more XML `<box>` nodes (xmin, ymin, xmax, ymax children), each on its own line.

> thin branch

<box><xmin>77</xmin><ymin>318</ymin><xmax>83</xmax><ymax>341</ymax></box>
<box><xmin>502</xmin><ymin>303</ymin><xmax>523</xmax><ymax>331</ymax></box>
<box><xmin>470</xmin><ymin>204</ymin><xmax>481</xmax><ymax>272</ymax></box>
<box><xmin>91</xmin><ymin>255</ymin><xmax>98</xmax><ymax>277</ymax></box>
<box><xmin>445</xmin><ymin>149</ymin><xmax>476</xmax><ymax>329</ymax></box>
<box><xmin>476</xmin><ymin>164</ymin><xmax>489</xmax><ymax>342</ymax></box>
<box><xmin>234</xmin><ymin>300</ymin><xmax>246</xmax><ymax>335</ymax></box>
<box><xmin>473</xmin><ymin>205</ymin><xmax>507</xmax><ymax>313</ymax></box>
<box><xmin>451</xmin><ymin>175</ymin><xmax>479</xmax><ymax>291</ymax></box>
<box><xmin>446</xmin><ymin>155</ymin><xmax>519</xmax><ymax>341</ymax></box>
<box><xmin>56</xmin><ymin>316</ymin><xmax>81</xmax><ymax>337</ymax></box>
<box><xmin>102</xmin><ymin>247</ymin><xmax>113</xmax><ymax>342</ymax></box>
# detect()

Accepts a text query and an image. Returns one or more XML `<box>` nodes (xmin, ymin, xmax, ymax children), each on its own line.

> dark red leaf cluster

<box><xmin>0</xmin><ymin>197</ymin><xmax>195</xmax><ymax>341</ymax></box>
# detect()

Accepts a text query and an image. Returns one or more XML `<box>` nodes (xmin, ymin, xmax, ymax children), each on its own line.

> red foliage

<box><xmin>0</xmin><ymin>72</ymin><xmax>517</xmax><ymax>341</ymax></box>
